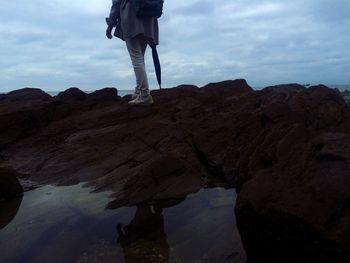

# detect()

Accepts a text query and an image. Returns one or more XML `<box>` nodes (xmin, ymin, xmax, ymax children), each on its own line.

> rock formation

<box><xmin>0</xmin><ymin>80</ymin><xmax>349</xmax><ymax>262</ymax></box>
<box><xmin>234</xmin><ymin>85</ymin><xmax>350</xmax><ymax>263</ymax></box>
<box><xmin>0</xmin><ymin>166</ymin><xmax>23</xmax><ymax>200</ymax></box>
<box><xmin>0</xmin><ymin>196</ymin><xmax>22</xmax><ymax>230</ymax></box>
<box><xmin>342</xmin><ymin>90</ymin><xmax>350</xmax><ymax>104</ymax></box>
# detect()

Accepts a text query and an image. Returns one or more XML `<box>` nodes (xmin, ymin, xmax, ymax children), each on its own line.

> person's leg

<box><xmin>125</xmin><ymin>35</ymin><xmax>150</xmax><ymax>98</ymax></box>
<box><xmin>140</xmin><ymin>36</ymin><xmax>147</xmax><ymax>59</ymax></box>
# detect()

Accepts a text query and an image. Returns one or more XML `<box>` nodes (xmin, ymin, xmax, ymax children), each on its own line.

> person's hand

<box><xmin>106</xmin><ymin>26</ymin><xmax>113</xmax><ymax>39</ymax></box>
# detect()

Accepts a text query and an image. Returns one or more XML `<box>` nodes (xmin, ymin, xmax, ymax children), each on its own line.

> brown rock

<box><xmin>0</xmin><ymin>88</ymin><xmax>51</xmax><ymax>102</ymax></box>
<box><xmin>201</xmin><ymin>79</ymin><xmax>253</xmax><ymax>97</ymax></box>
<box><xmin>55</xmin><ymin>87</ymin><xmax>87</xmax><ymax>101</ymax></box>
<box><xmin>0</xmin><ymin>106</ymin><xmax>53</xmax><ymax>150</ymax></box>
<box><xmin>87</xmin><ymin>87</ymin><xmax>120</xmax><ymax>102</ymax></box>
<box><xmin>107</xmin><ymin>155</ymin><xmax>204</xmax><ymax>208</ymax></box>
<box><xmin>234</xmin><ymin>86</ymin><xmax>350</xmax><ymax>262</ymax></box>
<box><xmin>0</xmin><ymin>80</ymin><xmax>349</xmax><ymax>261</ymax></box>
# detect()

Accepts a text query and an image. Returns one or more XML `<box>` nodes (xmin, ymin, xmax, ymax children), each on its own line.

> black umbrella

<box><xmin>150</xmin><ymin>44</ymin><xmax>162</xmax><ymax>89</ymax></box>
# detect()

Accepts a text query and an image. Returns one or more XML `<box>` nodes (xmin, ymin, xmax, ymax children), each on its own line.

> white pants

<box><xmin>125</xmin><ymin>35</ymin><xmax>149</xmax><ymax>97</ymax></box>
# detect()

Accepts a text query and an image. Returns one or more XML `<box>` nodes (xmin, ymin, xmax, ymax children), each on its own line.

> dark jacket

<box><xmin>106</xmin><ymin>0</ymin><xmax>159</xmax><ymax>45</ymax></box>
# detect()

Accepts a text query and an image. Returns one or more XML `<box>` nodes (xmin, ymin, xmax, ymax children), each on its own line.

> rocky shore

<box><xmin>1</xmin><ymin>79</ymin><xmax>349</xmax><ymax>262</ymax></box>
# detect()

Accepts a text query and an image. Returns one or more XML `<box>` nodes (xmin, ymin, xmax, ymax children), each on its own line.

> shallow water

<box><xmin>0</xmin><ymin>184</ymin><xmax>246</xmax><ymax>263</ymax></box>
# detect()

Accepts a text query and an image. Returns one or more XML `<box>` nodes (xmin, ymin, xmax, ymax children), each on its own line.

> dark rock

<box><xmin>0</xmin><ymin>87</ymin><xmax>124</xmax><ymax>150</ymax></box>
<box><xmin>87</xmin><ymin>87</ymin><xmax>120</xmax><ymax>102</ymax></box>
<box><xmin>19</xmin><ymin>179</ymin><xmax>39</xmax><ymax>192</ymax></box>
<box><xmin>55</xmin><ymin>87</ymin><xmax>87</xmax><ymax>101</ymax></box>
<box><xmin>0</xmin><ymin>88</ymin><xmax>53</xmax><ymax>149</ymax></box>
<box><xmin>107</xmin><ymin>155</ymin><xmax>203</xmax><ymax>208</ymax></box>
<box><xmin>0</xmin><ymin>104</ymin><xmax>53</xmax><ymax>150</ymax></box>
<box><xmin>201</xmin><ymin>79</ymin><xmax>253</xmax><ymax>97</ymax></box>
<box><xmin>0</xmin><ymin>88</ymin><xmax>51</xmax><ymax>102</ymax></box>
<box><xmin>0</xmin><ymin>196</ymin><xmax>22</xmax><ymax>229</ymax></box>
<box><xmin>0</xmin><ymin>166</ymin><xmax>23</xmax><ymax>200</ymax></box>
<box><xmin>0</xmin><ymin>80</ymin><xmax>349</xmax><ymax>261</ymax></box>
<box><xmin>342</xmin><ymin>90</ymin><xmax>350</xmax><ymax>104</ymax></box>
<box><xmin>234</xmin><ymin>86</ymin><xmax>350</xmax><ymax>262</ymax></box>
<box><xmin>150</xmin><ymin>84</ymin><xmax>200</xmax><ymax>104</ymax></box>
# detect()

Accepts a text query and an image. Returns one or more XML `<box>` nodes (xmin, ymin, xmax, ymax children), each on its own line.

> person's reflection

<box><xmin>117</xmin><ymin>199</ymin><xmax>183</xmax><ymax>263</ymax></box>
<box><xmin>0</xmin><ymin>196</ymin><xmax>23</xmax><ymax>230</ymax></box>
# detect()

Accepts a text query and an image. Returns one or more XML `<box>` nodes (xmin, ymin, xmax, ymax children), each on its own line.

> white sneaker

<box><xmin>129</xmin><ymin>94</ymin><xmax>154</xmax><ymax>105</ymax></box>
<box><xmin>131</xmin><ymin>92</ymin><xmax>140</xmax><ymax>99</ymax></box>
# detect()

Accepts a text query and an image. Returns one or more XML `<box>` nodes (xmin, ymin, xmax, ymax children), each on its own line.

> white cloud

<box><xmin>0</xmin><ymin>0</ymin><xmax>350</xmax><ymax>92</ymax></box>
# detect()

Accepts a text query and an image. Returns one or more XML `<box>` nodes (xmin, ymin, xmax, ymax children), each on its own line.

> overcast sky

<box><xmin>1</xmin><ymin>0</ymin><xmax>350</xmax><ymax>92</ymax></box>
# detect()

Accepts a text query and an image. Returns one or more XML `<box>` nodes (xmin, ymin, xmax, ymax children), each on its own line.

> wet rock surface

<box><xmin>0</xmin><ymin>79</ymin><xmax>350</xmax><ymax>262</ymax></box>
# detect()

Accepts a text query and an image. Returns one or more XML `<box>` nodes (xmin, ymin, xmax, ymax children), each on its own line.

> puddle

<box><xmin>0</xmin><ymin>184</ymin><xmax>246</xmax><ymax>263</ymax></box>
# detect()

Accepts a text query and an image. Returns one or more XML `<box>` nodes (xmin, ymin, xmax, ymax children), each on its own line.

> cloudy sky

<box><xmin>1</xmin><ymin>0</ymin><xmax>349</xmax><ymax>92</ymax></box>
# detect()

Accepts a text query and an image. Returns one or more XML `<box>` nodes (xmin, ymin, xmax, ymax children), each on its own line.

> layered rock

<box><xmin>0</xmin><ymin>88</ymin><xmax>51</xmax><ymax>102</ymax></box>
<box><xmin>0</xmin><ymin>79</ymin><xmax>349</xmax><ymax>262</ymax></box>
<box><xmin>233</xmin><ymin>86</ymin><xmax>350</xmax><ymax>263</ymax></box>
<box><xmin>0</xmin><ymin>87</ymin><xmax>121</xmax><ymax>150</ymax></box>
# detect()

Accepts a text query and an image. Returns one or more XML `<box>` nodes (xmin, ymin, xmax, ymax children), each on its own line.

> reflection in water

<box><xmin>117</xmin><ymin>199</ymin><xmax>184</xmax><ymax>263</ymax></box>
<box><xmin>0</xmin><ymin>197</ymin><xmax>22</xmax><ymax>230</ymax></box>
<box><xmin>0</xmin><ymin>184</ymin><xmax>246</xmax><ymax>263</ymax></box>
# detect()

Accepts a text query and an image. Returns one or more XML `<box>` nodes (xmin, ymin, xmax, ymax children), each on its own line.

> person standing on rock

<box><xmin>106</xmin><ymin>0</ymin><xmax>160</xmax><ymax>105</ymax></box>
